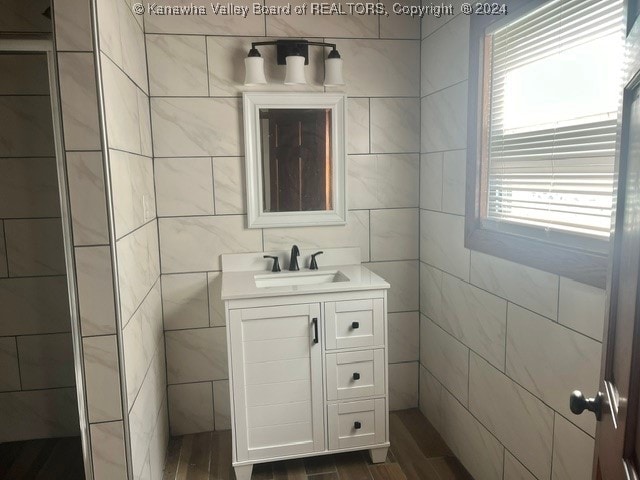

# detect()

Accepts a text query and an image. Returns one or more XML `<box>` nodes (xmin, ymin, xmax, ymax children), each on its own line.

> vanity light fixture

<box><xmin>243</xmin><ymin>39</ymin><xmax>345</xmax><ymax>87</ymax></box>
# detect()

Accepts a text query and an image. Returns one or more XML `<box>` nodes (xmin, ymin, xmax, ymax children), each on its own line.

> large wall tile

<box><xmin>420</xmin><ymin>262</ymin><xmax>442</xmax><ymax>322</ymax></box>
<box><xmin>90</xmin><ymin>421</ymin><xmax>128</xmax><ymax>480</ymax></box>
<box><xmin>349</xmin><ymin>154</ymin><xmax>419</xmax><ymax>210</ymax></box>
<box><xmin>207</xmin><ymin>272</ymin><xmax>225</xmax><ymax>327</ymax></box>
<box><xmin>101</xmin><ymin>54</ymin><xmax>145</xmax><ymax>155</ymax></box>
<box><xmin>0</xmin><ymin>158</ymin><xmax>60</xmax><ymax>218</ymax></box>
<box><xmin>558</xmin><ymin>278</ymin><xmax>606</xmax><ymax>341</ymax></box>
<box><xmin>0</xmin><ymin>54</ymin><xmax>49</xmax><ymax>94</ymax></box>
<box><xmin>212</xmin><ymin>157</ymin><xmax>246</xmax><ymax>214</ymax></box>
<box><xmin>122</xmin><ymin>283</ymin><xmax>163</xmax><ymax>408</ymax></box>
<box><xmin>75</xmin><ymin>246</ymin><xmax>116</xmax><ymax>336</ymax></box>
<box><xmin>58</xmin><ymin>53</ymin><xmax>101</xmax><ymax>150</ymax></box>
<box><xmin>147</xmin><ymin>34</ymin><xmax>208</xmax><ymax>96</ymax></box>
<box><xmin>0</xmin><ymin>96</ymin><xmax>54</xmax><ymax>157</ymax></box>
<box><xmin>470</xmin><ymin>251</ymin><xmax>559</xmax><ymax>320</ymax></box>
<box><xmin>0</xmin><ymin>277</ymin><xmax>71</xmax><ymax>336</ymax></box>
<box><xmin>380</xmin><ymin>0</ymin><xmax>421</xmax><ymax>38</ymax></box>
<box><xmin>165</xmin><ymin>327</ymin><xmax>228</xmax><ymax>384</ymax></box>
<box><xmin>347</xmin><ymin>98</ymin><xmax>369</xmax><ymax>154</ymax></box>
<box><xmin>506</xmin><ymin>304</ymin><xmax>601</xmax><ymax>435</ymax></box>
<box><xmin>4</xmin><ymin>219</ymin><xmax>66</xmax><ymax>277</ymax></box>
<box><xmin>110</xmin><ymin>150</ymin><xmax>155</xmax><ymax>238</ymax></box>
<box><xmin>116</xmin><ymin>221</ymin><xmax>160</xmax><ymax>323</ymax></box>
<box><xmin>325</xmin><ymin>39</ymin><xmax>420</xmax><ymax>97</ymax></box>
<box><xmin>370</xmin><ymin>208</ymin><xmax>419</xmax><ymax>261</ymax></box>
<box><xmin>83</xmin><ymin>335</ymin><xmax>122</xmax><ymax>423</ymax></box>
<box><xmin>263</xmin><ymin>210</ymin><xmax>370</xmax><ymax>263</ymax></box>
<box><xmin>420</xmin><ymin>368</ymin><xmax>504</xmax><ymax>480</ymax></box>
<box><xmin>266</xmin><ymin>0</ymin><xmax>377</xmax><ymax>37</ymax></box>
<box><xmin>144</xmin><ymin>0</ymin><xmax>265</xmax><ymax>35</ymax></box>
<box><xmin>420</xmin><ymin>316</ymin><xmax>469</xmax><ymax>404</ymax></box>
<box><xmin>17</xmin><ymin>333</ymin><xmax>75</xmax><ymax>390</ymax></box>
<box><xmin>421</xmin><ymin>2</ymin><xmax>466</xmax><ymax>38</ymax></box>
<box><xmin>160</xmin><ymin>215</ymin><xmax>262</xmax><ymax>273</ymax></box>
<box><xmin>0</xmin><ymin>337</ymin><xmax>20</xmax><ymax>392</ymax></box>
<box><xmin>366</xmin><ymin>260</ymin><xmax>419</xmax><ymax>313</ymax></box>
<box><xmin>54</xmin><ymin>0</ymin><xmax>93</xmax><ymax>51</ymax></box>
<box><xmin>420</xmin><ymin>153</ymin><xmax>443</xmax><ymax>211</ymax></box>
<box><xmin>155</xmin><ymin>157</ymin><xmax>214</xmax><ymax>217</ymax></box>
<box><xmin>388</xmin><ymin>312</ymin><xmax>419</xmax><ymax>363</ymax></box>
<box><xmin>213</xmin><ymin>379</ymin><xmax>231</xmax><ymax>430</ymax></box>
<box><xmin>421</xmin><ymin>82</ymin><xmax>467</xmax><ymax>152</ymax></box>
<box><xmin>128</xmin><ymin>347</ymin><xmax>166</xmax><ymax>478</ymax></box>
<box><xmin>442</xmin><ymin>150</ymin><xmax>466</xmax><ymax>215</ymax></box>
<box><xmin>504</xmin><ymin>452</ymin><xmax>536</xmax><ymax>480</ymax></box>
<box><xmin>162</xmin><ymin>273</ymin><xmax>209</xmax><ymax>331</ymax></box>
<box><xmin>151</xmin><ymin>97</ymin><xmax>242</xmax><ymax>157</ymax></box>
<box><xmin>421</xmin><ymin>14</ymin><xmax>469</xmax><ymax>96</ymax></box>
<box><xmin>552</xmin><ymin>415</ymin><xmax>595</xmax><ymax>480</ymax></box>
<box><xmin>388</xmin><ymin>362</ymin><xmax>419</xmax><ymax>410</ymax></box>
<box><xmin>469</xmin><ymin>354</ymin><xmax>554</xmax><ymax>480</ymax></box>
<box><xmin>0</xmin><ymin>388</ymin><xmax>79</xmax><ymax>443</ymax></box>
<box><xmin>440</xmin><ymin>273</ymin><xmax>506</xmax><ymax>370</ymax></box>
<box><xmin>168</xmin><ymin>382</ymin><xmax>214</xmax><ymax>435</ymax></box>
<box><xmin>66</xmin><ymin>152</ymin><xmax>110</xmax><ymax>246</ymax></box>
<box><xmin>420</xmin><ymin>210</ymin><xmax>469</xmax><ymax>280</ymax></box>
<box><xmin>370</xmin><ymin>98</ymin><xmax>420</xmax><ymax>153</ymax></box>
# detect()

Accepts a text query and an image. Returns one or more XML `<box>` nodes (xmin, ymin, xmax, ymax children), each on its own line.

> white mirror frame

<box><xmin>243</xmin><ymin>92</ymin><xmax>347</xmax><ymax>229</ymax></box>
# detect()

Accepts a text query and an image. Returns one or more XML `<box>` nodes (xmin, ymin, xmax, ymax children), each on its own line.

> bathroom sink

<box><xmin>254</xmin><ymin>270</ymin><xmax>350</xmax><ymax>288</ymax></box>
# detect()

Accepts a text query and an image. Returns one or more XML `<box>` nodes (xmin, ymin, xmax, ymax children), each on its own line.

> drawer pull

<box><xmin>352</xmin><ymin>372</ymin><xmax>360</xmax><ymax>381</ymax></box>
<box><xmin>351</xmin><ymin>321</ymin><xmax>360</xmax><ymax>329</ymax></box>
<box><xmin>353</xmin><ymin>421</ymin><xmax>362</xmax><ymax>430</ymax></box>
<box><xmin>312</xmin><ymin>318</ymin><xmax>319</xmax><ymax>344</ymax></box>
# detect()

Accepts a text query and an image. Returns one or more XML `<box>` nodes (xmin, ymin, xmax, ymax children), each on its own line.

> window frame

<box><xmin>465</xmin><ymin>0</ymin><xmax>616</xmax><ymax>289</ymax></box>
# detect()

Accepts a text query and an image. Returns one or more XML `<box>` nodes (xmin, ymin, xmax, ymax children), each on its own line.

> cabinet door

<box><xmin>229</xmin><ymin>303</ymin><xmax>324</xmax><ymax>462</ymax></box>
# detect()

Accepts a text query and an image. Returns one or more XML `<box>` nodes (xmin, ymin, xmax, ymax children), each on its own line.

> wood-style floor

<box><xmin>163</xmin><ymin>409</ymin><xmax>472</xmax><ymax>480</ymax></box>
<box><xmin>0</xmin><ymin>436</ymin><xmax>85</xmax><ymax>480</ymax></box>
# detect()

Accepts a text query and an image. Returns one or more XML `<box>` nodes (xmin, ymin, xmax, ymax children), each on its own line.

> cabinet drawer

<box><xmin>325</xmin><ymin>299</ymin><xmax>383</xmax><ymax>350</ymax></box>
<box><xmin>328</xmin><ymin>399</ymin><xmax>386</xmax><ymax>450</ymax></box>
<box><xmin>326</xmin><ymin>350</ymin><xmax>385</xmax><ymax>401</ymax></box>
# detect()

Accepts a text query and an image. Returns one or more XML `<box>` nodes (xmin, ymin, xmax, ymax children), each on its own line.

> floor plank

<box><xmin>0</xmin><ymin>437</ymin><xmax>84</xmax><ymax>480</ymax></box>
<box><xmin>164</xmin><ymin>409</ymin><xmax>468</xmax><ymax>480</ymax></box>
<box><xmin>368</xmin><ymin>463</ymin><xmax>408</xmax><ymax>480</ymax></box>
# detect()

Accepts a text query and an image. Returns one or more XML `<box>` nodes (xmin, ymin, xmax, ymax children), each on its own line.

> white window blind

<box><xmin>485</xmin><ymin>0</ymin><xmax>624</xmax><ymax>239</ymax></box>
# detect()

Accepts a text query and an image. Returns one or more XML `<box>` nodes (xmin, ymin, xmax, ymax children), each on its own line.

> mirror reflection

<box><xmin>259</xmin><ymin>108</ymin><xmax>333</xmax><ymax>213</ymax></box>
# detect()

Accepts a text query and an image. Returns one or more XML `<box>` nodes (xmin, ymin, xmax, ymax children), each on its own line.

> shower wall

<box><xmin>0</xmin><ymin>53</ymin><xmax>80</xmax><ymax>442</ymax></box>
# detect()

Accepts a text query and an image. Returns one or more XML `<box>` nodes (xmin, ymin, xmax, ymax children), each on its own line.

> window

<box><xmin>466</xmin><ymin>0</ymin><xmax>625</xmax><ymax>287</ymax></box>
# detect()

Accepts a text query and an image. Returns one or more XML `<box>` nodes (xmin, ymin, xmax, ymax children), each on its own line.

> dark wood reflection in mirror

<box><xmin>260</xmin><ymin>108</ymin><xmax>333</xmax><ymax>212</ymax></box>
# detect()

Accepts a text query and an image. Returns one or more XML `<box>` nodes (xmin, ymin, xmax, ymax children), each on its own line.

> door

<box><xmin>570</xmin><ymin>6</ymin><xmax>640</xmax><ymax>478</ymax></box>
<box><xmin>229</xmin><ymin>303</ymin><xmax>324</xmax><ymax>462</ymax></box>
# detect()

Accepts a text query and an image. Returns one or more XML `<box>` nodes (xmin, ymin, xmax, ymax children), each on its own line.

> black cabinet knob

<box><xmin>352</xmin><ymin>372</ymin><xmax>360</xmax><ymax>381</ymax></box>
<box><xmin>353</xmin><ymin>421</ymin><xmax>361</xmax><ymax>430</ymax></box>
<box><xmin>351</xmin><ymin>321</ymin><xmax>359</xmax><ymax>329</ymax></box>
<box><xmin>570</xmin><ymin>390</ymin><xmax>604</xmax><ymax>421</ymax></box>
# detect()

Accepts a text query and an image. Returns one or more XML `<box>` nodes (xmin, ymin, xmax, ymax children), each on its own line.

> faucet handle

<box><xmin>263</xmin><ymin>255</ymin><xmax>281</xmax><ymax>272</ymax></box>
<box><xmin>310</xmin><ymin>251</ymin><xmax>324</xmax><ymax>270</ymax></box>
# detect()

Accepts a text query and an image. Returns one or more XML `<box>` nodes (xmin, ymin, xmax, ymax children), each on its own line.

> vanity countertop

<box><xmin>221</xmin><ymin>264</ymin><xmax>389</xmax><ymax>300</ymax></box>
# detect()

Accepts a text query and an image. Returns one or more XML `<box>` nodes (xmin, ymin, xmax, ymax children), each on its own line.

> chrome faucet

<box><xmin>289</xmin><ymin>245</ymin><xmax>300</xmax><ymax>271</ymax></box>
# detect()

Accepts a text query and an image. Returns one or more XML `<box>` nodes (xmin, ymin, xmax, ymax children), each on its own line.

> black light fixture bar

<box><xmin>249</xmin><ymin>40</ymin><xmax>339</xmax><ymax>66</ymax></box>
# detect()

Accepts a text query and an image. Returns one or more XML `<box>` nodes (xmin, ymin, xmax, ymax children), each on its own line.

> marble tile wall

<box><xmin>144</xmin><ymin>4</ymin><xmax>422</xmax><ymax>436</ymax></box>
<box><xmin>94</xmin><ymin>0</ymin><xmax>168</xmax><ymax>478</ymax></box>
<box><xmin>418</xmin><ymin>7</ymin><xmax>604</xmax><ymax>480</ymax></box>
<box><xmin>0</xmin><ymin>51</ymin><xmax>80</xmax><ymax>442</ymax></box>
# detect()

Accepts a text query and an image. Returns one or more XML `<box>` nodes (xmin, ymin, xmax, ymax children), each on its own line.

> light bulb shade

<box><xmin>324</xmin><ymin>57</ymin><xmax>344</xmax><ymax>86</ymax></box>
<box><xmin>244</xmin><ymin>56</ymin><xmax>267</xmax><ymax>85</ymax></box>
<box><xmin>284</xmin><ymin>55</ymin><xmax>307</xmax><ymax>85</ymax></box>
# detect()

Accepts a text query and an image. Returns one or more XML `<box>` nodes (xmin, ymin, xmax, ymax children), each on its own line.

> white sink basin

<box><xmin>254</xmin><ymin>270</ymin><xmax>350</xmax><ymax>288</ymax></box>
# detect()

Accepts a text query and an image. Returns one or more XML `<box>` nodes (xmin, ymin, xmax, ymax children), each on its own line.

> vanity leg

<box><xmin>234</xmin><ymin>464</ymin><xmax>253</xmax><ymax>480</ymax></box>
<box><xmin>369</xmin><ymin>447</ymin><xmax>388</xmax><ymax>464</ymax></box>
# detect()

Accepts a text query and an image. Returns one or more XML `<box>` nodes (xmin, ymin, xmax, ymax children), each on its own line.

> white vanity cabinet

<box><xmin>221</xmin><ymin>249</ymin><xmax>390</xmax><ymax>480</ymax></box>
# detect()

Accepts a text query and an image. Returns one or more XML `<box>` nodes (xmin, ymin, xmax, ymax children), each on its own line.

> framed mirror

<box><xmin>243</xmin><ymin>92</ymin><xmax>346</xmax><ymax>228</ymax></box>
